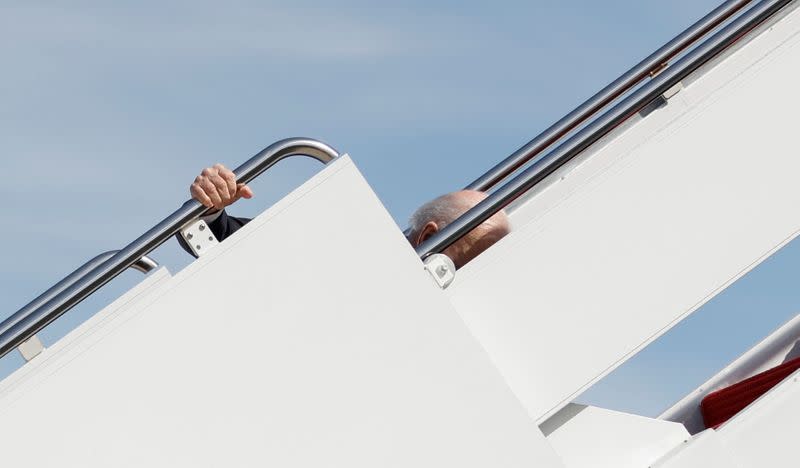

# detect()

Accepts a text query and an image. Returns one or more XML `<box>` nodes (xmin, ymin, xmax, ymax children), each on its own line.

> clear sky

<box><xmin>4</xmin><ymin>0</ymin><xmax>798</xmax><ymax>418</ymax></box>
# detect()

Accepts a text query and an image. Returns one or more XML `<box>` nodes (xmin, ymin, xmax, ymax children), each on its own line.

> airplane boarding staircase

<box><xmin>3</xmin><ymin>0</ymin><xmax>800</xmax><ymax>466</ymax></box>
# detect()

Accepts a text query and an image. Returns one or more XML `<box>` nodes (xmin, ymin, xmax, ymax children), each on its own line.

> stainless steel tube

<box><xmin>0</xmin><ymin>251</ymin><xmax>158</xmax><ymax>344</ymax></box>
<box><xmin>419</xmin><ymin>0</ymin><xmax>792</xmax><ymax>259</ymax></box>
<box><xmin>465</xmin><ymin>0</ymin><xmax>753</xmax><ymax>192</ymax></box>
<box><xmin>0</xmin><ymin>137</ymin><xmax>339</xmax><ymax>358</ymax></box>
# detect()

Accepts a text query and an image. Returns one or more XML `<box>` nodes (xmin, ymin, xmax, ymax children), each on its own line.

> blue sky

<box><xmin>4</xmin><ymin>0</ymin><xmax>797</xmax><ymax>418</ymax></box>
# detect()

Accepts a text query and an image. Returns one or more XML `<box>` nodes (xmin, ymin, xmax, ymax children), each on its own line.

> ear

<box><xmin>412</xmin><ymin>221</ymin><xmax>439</xmax><ymax>247</ymax></box>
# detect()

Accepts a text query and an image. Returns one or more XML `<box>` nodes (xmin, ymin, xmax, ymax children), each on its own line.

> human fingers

<box><xmin>204</xmin><ymin>168</ymin><xmax>231</xmax><ymax>206</ymax></box>
<box><xmin>234</xmin><ymin>183</ymin><xmax>254</xmax><ymax>201</ymax></box>
<box><xmin>209</xmin><ymin>175</ymin><xmax>231</xmax><ymax>207</ymax></box>
<box><xmin>216</xmin><ymin>164</ymin><xmax>238</xmax><ymax>204</ymax></box>
<box><xmin>196</xmin><ymin>166</ymin><xmax>226</xmax><ymax>208</ymax></box>
<box><xmin>190</xmin><ymin>179</ymin><xmax>214</xmax><ymax>208</ymax></box>
<box><xmin>199</xmin><ymin>176</ymin><xmax>224</xmax><ymax>210</ymax></box>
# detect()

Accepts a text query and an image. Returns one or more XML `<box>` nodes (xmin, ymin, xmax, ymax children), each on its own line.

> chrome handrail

<box><xmin>465</xmin><ymin>0</ymin><xmax>753</xmax><ymax>192</ymax></box>
<box><xmin>0</xmin><ymin>137</ymin><xmax>340</xmax><ymax>359</ymax></box>
<box><xmin>0</xmin><ymin>251</ymin><xmax>158</xmax><ymax>346</ymax></box>
<box><xmin>418</xmin><ymin>0</ymin><xmax>792</xmax><ymax>259</ymax></box>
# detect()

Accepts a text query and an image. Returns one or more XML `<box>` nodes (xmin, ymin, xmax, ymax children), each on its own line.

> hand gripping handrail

<box><xmin>418</xmin><ymin>0</ymin><xmax>792</xmax><ymax>259</ymax></box>
<box><xmin>465</xmin><ymin>0</ymin><xmax>753</xmax><ymax>192</ymax></box>
<box><xmin>0</xmin><ymin>137</ymin><xmax>340</xmax><ymax>359</ymax></box>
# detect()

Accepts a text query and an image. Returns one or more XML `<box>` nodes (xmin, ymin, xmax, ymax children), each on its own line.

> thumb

<box><xmin>237</xmin><ymin>183</ymin><xmax>254</xmax><ymax>199</ymax></box>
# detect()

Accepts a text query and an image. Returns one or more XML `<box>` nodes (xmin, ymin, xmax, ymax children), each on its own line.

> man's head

<box><xmin>407</xmin><ymin>190</ymin><xmax>511</xmax><ymax>269</ymax></box>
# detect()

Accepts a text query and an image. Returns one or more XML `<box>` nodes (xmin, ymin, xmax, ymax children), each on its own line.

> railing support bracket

<box><xmin>17</xmin><ymin>334</ymin><xmax>44</xmax><ymax>362</ymax></box>
<box><xmin>662</xmin><ymin>81</ymin><xmax>684</xmax><ymax>100</ymax></box>
<box><xmin>423</xmin><ymin>254</ymin><xmax>456</xmax><ymax>289</ymax></box>
<box><xmin>180</xmin><ymin>219</ymin><xmax>219</xmax><ymax>257</ymax></box>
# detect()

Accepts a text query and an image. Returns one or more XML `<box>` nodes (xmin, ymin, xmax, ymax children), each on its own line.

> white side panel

<box><xmin>0</xmin><ymin>267</ymin><xmax>173</xmax><ymax>397</ymax></box>
<box><xmin>661</xmin><ymin>310</ymin><xmax>800</xmax><ymax>434</ymax></box>
<box><xmin>717</xmin><ymin>370</ymin><xmax>800</xmax><ymax>467</ymax></box>
<box><xmin>652</xmin><ymin>430</ymin><xmax>740</xmax><ymax>468</ymax></box>
<box><xmin>545</xmin><ymin>405</ymin><xmax>688</xmax><ymax>468</ymax></box>
<box><xmin>0</xmin><ymin>157</ymin><xmax>562</xmax><ymax>468</ymax></box>
<box><xmin>448</xmin><ymin>6</ymin><xmax>800</xmax><ymax>422</ymax></box>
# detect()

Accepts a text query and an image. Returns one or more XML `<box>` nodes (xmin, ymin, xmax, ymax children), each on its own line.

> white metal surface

<box><xmin>16</xmin><ymin>335</ymin><xmax>44</xmax><ymax>362</ymax></box>
<box><xmin>651</xmin><ymin>430</ymin><xmax>740</xmax><ymax>468</ymax></box>
<box><xmin>0</xmin><ymin>267</ymin><xmax>174</xmax><ymax>398</ymax></box>
<box><xmin>180</xmin><ymin>219</ymin><xmax>218</xmax><ymax>257</ymax></box>
<box><xmin>423</xmin><ymin>253</ymin><xmax>456</xmax><ymax>289</ymax></box>
<box><xmin>0</xmin><ymin>157</ymin><xmax>562</xmax><ymax>468</ymax></box>
<box><xmin>544</xmin><ymin>404</ymin><xmax>688</xmax><ymax>468</ymax></box>
<box><xmin>661</xmin><ymin>81</ymin><xmax>684</xmax><ymax>101</ymax></box>
<box><xmin>717</xmin><ymin>369</ymin><xmax>800</xmax><ymax>467</ymax></box>
<box><xmin>447</xmin><ymin>5</ymin><xmax>800</xmax><ymax>423</ymax></box>
<box><xmin>661</xmin><ymin>310</ymin><xmax>800</xmax><ymax>434</ymax></box>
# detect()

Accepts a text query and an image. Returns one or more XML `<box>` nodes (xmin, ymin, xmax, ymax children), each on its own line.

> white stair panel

<box><xmin>0</xmin><ymin>157</ymin><xmax>562</xmax><ymax>468</ymax></box>
<box><xmin>717</xmin><ymin>369</ymin><xmax>800</xmax><ymax>467</ymax></box>
<box><xmin>661</xmin><ymin>310</ymin><xmax>800</xmax><ymax>434</ymax></box>
<box><xmin>447</xmin><ymin>4</ymin><xmax>800</xmax><ymax>423</ymax></box>
<box><xmin>543</xmin><ymin>404</ymin><xmax>688</xmax><ymax>468</ymax></box>
<box><xmin>0</xmin><ymin>267</ymin><xmax>173</xmax><ymax>398</ymax></box>
<box><xmin>652</xmin><ymin>430</ymin><xmax>740</xmax><ymax>468</ymax></box>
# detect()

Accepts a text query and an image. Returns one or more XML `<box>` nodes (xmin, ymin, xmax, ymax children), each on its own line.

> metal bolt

<box><xmin>186</xmin><ymin>233</ymin><xmax>193</xmax><ymax>240</ymax></box>
<box><xmin>199</xmin><ymin>224</ymin><xmax>206</xmax><ymax>231</ymax></box>
<box><xmin>196</xmin><ymin>245</ymin><xmax>201</xmax><ymax>250</ymax></box>
<box><xmin>208</xmin><ymin>236</ymin><xmax>214</xmax><ymax>241</ymax></box>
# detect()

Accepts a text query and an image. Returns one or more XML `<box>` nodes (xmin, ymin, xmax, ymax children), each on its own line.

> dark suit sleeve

<box><xmin>176</xmin><ymin>210</ymin><xmax>252</xmax><ymax>258</ymax></box>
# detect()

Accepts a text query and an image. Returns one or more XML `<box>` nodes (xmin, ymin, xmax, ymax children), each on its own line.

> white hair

<box><xmin>408</xmin><ymin>192</ymin><xmax>483</xmax><ymax>234</ymax></box>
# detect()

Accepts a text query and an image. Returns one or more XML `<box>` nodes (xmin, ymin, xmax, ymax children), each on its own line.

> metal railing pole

<box><xmin>466</xmin><ymin>0</ymin><xmax>753</xmax><ymax>192</ymax></box>
<box><xmin>0</xmin><ymin>137</ymin><xmax>339</xmax><ymax>358</ymax></box>
<box><xmin>420</xmin><ymin>0</ymin><xmax>792</xmax><ymax>258</ymax></box>
<box><xmin>0</xmin><ymin>251</ymin><xmax>157</xmax><ymax>342</ymax></box>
